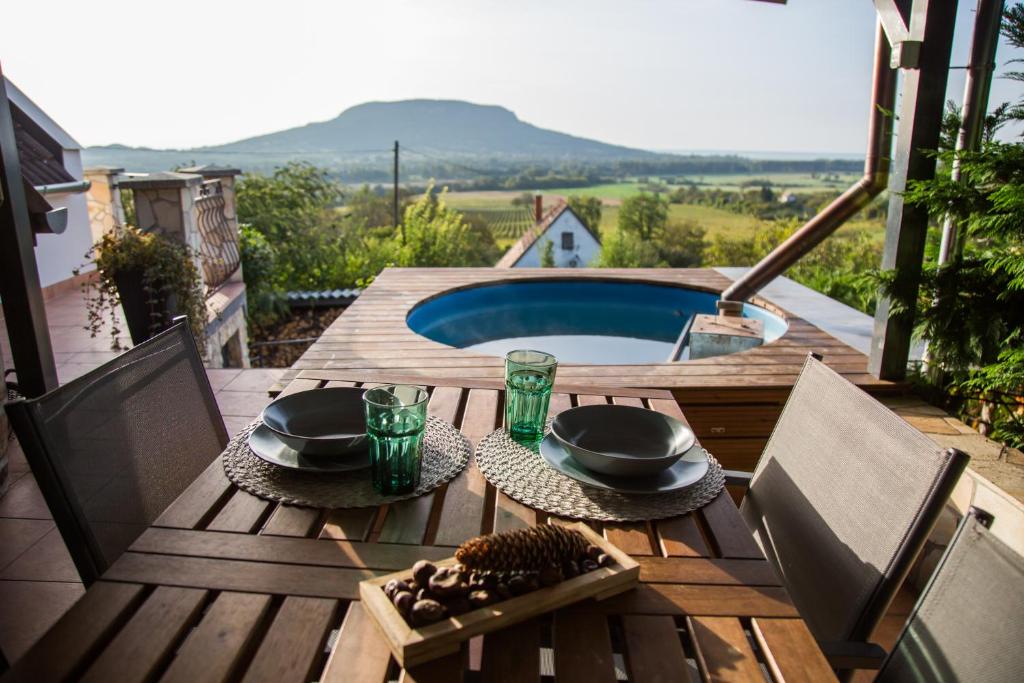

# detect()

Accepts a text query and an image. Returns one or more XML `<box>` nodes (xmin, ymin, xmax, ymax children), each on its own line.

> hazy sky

<box><xmin>3</xmin><ymin>0</ymin><xmax>1023</xmax><ymax>154</ymax></box>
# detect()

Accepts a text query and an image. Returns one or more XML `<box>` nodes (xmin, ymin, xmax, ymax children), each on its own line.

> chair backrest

<box><xmin>876</xmin><ymin>508</ymin><xmax>1024</xmax><ymax>682</ymax></box>
<box><xmin>739</xmin><ymin>356</ymin><xmax>968</xmax><ymax>644</ymax></box>
<box><xmin>6</xmin><ymin>322</ymin><xmax>228</xmax><ymax>585</ymax></box>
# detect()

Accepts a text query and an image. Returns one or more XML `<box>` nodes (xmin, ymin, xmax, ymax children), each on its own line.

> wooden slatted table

<box><xmin>3</xmin><ymin>375</ymin><xmax>837</xmax><ymax>683</ymax></box>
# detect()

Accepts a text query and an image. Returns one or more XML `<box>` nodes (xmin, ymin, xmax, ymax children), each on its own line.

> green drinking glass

<box><xmin>505</xmin><ymin>349</ymin><xmax>558</xmax><ymax>444</ymax></box>
<box><xmin>363</xmin><ymin>384</ymin><xmax>429</xmax><ymax>495</ymax></box>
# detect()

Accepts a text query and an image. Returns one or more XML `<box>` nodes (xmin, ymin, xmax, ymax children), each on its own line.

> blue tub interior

<box><xmin>406</xmin><ymin>280</ymin><xmax>788</xmax><ymax>364</ymax></box>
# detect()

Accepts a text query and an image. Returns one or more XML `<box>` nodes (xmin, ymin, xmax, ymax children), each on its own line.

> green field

<box><xmin>444</xmin><ymin>178</ymin><xmax>884</xmax><ymax>249</ymax></box>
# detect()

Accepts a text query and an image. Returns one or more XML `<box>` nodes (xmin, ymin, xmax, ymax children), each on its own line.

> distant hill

<box><xmin>203</xmin><ymin>100</ymin><xmax>656</xmax><ymax>159</ymax></box>
<box><xmin>83</xmin><ymin>100</ymin><xmax>659</xmax><ymax>173</ymax></box>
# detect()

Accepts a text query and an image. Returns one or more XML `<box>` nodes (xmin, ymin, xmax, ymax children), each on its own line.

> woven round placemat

<box><xmin>475</xmin><ymin>428</ymin><xmax>725</xmax><ymax>521</ymax></box>
<box><xmin>223</xmin><ymin>416</ymin><xmax>470</xmax><ymax>508</ymax></box>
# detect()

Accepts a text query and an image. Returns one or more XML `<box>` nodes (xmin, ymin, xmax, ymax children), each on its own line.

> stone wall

<box><xmin>84</xmin><ymin>167</ymin><xmax>125</xmax><ymax>243</ymax></box>
<box><xmin>118</xmin><ymin>170</ymin><xmax>250</xmax><ymax>368</ymax></box>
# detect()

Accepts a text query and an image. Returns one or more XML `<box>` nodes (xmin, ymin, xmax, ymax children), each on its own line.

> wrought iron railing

<box><xmin>194</xmin><ymin>180</ymin><xmax>240</xmax><ymax>293</ymax></box>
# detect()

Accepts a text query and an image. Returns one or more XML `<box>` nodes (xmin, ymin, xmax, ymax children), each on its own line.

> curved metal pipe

<box><xmin>719</xmin><ymin>20</ymin><xmax>896</xmax><ymax>307</ymax></box>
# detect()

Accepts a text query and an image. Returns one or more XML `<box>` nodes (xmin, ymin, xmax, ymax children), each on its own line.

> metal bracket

<box><xmin>875</xmin><ymin>0</ymin><xmax>927</xmax><ymax>68</ymax></box>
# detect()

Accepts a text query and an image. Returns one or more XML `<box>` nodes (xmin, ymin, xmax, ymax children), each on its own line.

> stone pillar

<box><xmin>83</xmin><ymin>166</ymin><xmax>125</xmax><ymax>243</ymax></box>
<box><xmin>118</xmin><ymin>172</ymin><xmax>205</xmax><ymax>280</ymax></box>
<box><xmin>127</xmin><ymin>168</ymin><xmax>251</xmax><ymax>369</ymax></box>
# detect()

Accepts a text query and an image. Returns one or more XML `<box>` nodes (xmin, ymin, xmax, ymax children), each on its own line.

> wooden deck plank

<box><xmin>400</xmin><ymin>651</ymin><xmax>465</xmax><ymax>683</ymax></box>
<box><xmin>603</xmin><ymin>522</ymin><xmax>656</xmax><ymax>556</ymax></box>
<box><xmin>276</xmin><ymin>377</ymin><xmax>321</xmax><ymax>397</ymax></box>
<box><xmin>161</xmin><ymin>592</ymin><xmax>272</xmax><ymax>683</ymax></box>
<box><xmin>81</xmin><ymin>586</ymin><xmax>208</xmax><ymax>683</ymax></box>
<box><xmin>130</xmin><ymin>527</ymin><xmax>451</xmax><ymax>570</ymax></box>
<box><xmin>206</xmin><ymin>490</ymin><xmax>273</xmax><ymax>534</ymax></box>
<box><xmin>321</xmin><ymin>602</ymin><xmax>393</xmax><ymax>683</ymax></box>
<box><xmin>548</xmin><ymin>392</ymin><xmax>572</xmax><ymax>415</ymax></box>
<box><xmin>155</xmin><ymin>457</ymin><xmax>232</xmax><ymax>530</ymax></box>
<box><xmin>688</xmin><ymin>616</ymin><xmax>764</xmax><ymax>683</ymax></box>
<box><xmin>591</xmin><ymin>584</ymin><xmax>797</xmax><ymax>618</ymax></box>
<box><xmin>622</xmin><ymin>615</ymin><xmax>694</xmax><ymax>683</ymax></box>
<box><xmin>480</xmin><ymin>619</ymin><xmax>541</xmax><ymax>683</ymax></box>
<box><xmin>700</xmin><ymin>494</ymin><xmax>764</xmax><ymax>560</ymax></box>
<box><xmin>638</xmin><ymin>557</ymin><xmax>780</xmax><ymax>586</ymax></box>
<box><xmin>655</xmin><ymin>515</ymin><xmax>711</xmax><ymax>557</ymax></box>
<box><xmin>4</xmin><ymin>582</ymin><xmax>146</xmax><ymax>683</ymax></box>
<box><xmin>493</xmin><ymin>492</ymin><xmax>537</xmax><ymax>532</ymax></box>
<box><xmin>320</xmin><ymin>507</ymin><xmax>378</xmax><ymax>541</ymax></box>
<box><xmin>262</xmin><ymin>504</ymin><xmax>321</xmax><ymax>537</ymax></box>
<box><xmin>552</xmin><ymin>608</ymin><xmax>617</xmax><ymax>683</ymax></box>
<box><xmin>751</xmin><ymin>618</ymin><xmax>838</xmax><ymax>683</ymax></box>
<box><xmin>104</xmin><ymin>552</ymin><xmax>377</xmax><ymax>600</ymax></box>
<box><xmin>378</xmin><ymin>386</ymin><xmax>463</xmax><ymax>545</ymax></box>
<box><xmin>433</xmin><ymin>388</ymin><xmax>499</xmax><ymax>546</ymax></box>
<box><xmin>241</xmin><ymin>597</ymin><xmax>339</xmax><ymax>683</ymax></box>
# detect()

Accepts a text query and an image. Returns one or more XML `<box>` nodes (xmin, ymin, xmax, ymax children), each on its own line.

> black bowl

<box><xmin>550</xmin><ymin>404</ymin><xmax>695</xmax><ymax>477</ymax></box>
<box><xmin>261</xmin><ymin>387</ymin><xmax>367</xmax><ymax>457</ymax></box>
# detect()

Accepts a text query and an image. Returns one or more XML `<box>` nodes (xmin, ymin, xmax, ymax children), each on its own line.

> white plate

<box><xmin>540</xmin><ymin>433</ymin><xmax>708</xmax><ymax>494</ymax></box>
<box><xmin>248</xmin><ymin>423</ymin><xmax>370</xmax><ymax>473</ymax></box>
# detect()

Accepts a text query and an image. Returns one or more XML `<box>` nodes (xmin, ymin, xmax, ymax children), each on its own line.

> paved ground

<box><xmin>0</xmin><ymin>287</ymin><xmax>278</xmax><ymax>661</ymax></box>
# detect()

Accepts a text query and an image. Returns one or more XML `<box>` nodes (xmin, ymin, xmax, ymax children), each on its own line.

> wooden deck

<box><xmin>278</xmin><ymin>268</ymin><xmax>904</xmax><ymax>471</ymax></box>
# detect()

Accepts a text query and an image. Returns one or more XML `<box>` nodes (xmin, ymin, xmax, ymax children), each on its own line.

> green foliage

<box><xmin>394</xmin><ymin>186</ymin><xmax>489</xmax><ymax>266</ymax></box>
<box><xmin>511</xmin><ymin>192</ymin><xmax>535</xmax><ymax>207</ymax></box>
<box><xmin>239</xmin><ymin>224</ymin><xmax>288</xmax><ymax>326</ymax></box>
<box><xmin>618</xmin><ymin>193</ymin><xmax>668</xmax><ymax>240</ymax></box>
<box><xmin>346</xmin><ymin>184</ymin><xmax>411</xmax><ymax>229</ymax></box>
<box><xmin>82</xmin><ymin>227</ymin><xmax>207</xmax><ymax>353</ymax></box>
<box><xmin>657</xmin><ymin>221</ymin><xmax>707</xmax><ymax>268</ymax></box>
<box><xmin>236</xmin><ymin>162</ymin><xmax>347</xmax><ymax>291</ymax></box>
<box><xmin>877</xmin><ymin>3</ymin><xmax>1024</xmax><ymax>447</ymax></box>
<box><xmin>540</xmin><ymin>239</ymin><xmax>555</xmax><ymax>267</ymax></box>
<box><xmin>237</xmin><ymin>168</ymin><xmax>499</xmax><ymax>310</ymax></box>
<box><xmin>596</xmin><ymin>230</ymin><xmax>664</xmax><ymax>268</ymax></box>
<box><xmin>703</xmin><ymin>220</ymin><xmax>881</xmax><ymax>313</ymax></box>
<box><xmin>567</xmin><ymin>196</ymin><xmax>602</xmax><ymax>237</ymax></box>
<box><xmin>887</xmin><ymin>138</ymin><xmax>1024</xmax><ymax>445</ymax></box>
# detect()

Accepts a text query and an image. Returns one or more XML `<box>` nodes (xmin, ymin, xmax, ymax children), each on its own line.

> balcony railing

<box><xmin>195</xmin><ymin>180</ymin><xmax>240</xmax><ymax>292</ymax></box>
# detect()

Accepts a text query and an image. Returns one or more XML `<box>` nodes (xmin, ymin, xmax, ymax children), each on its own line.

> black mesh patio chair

<box><xmin>872</xmin><ymin>506</ymin><xmax>1023</xmax><ymax>682</ymax></box>
<box><xmin>727</xmin><ymin>355</ymin><xmax>968</xmax><ymax>673</ymax></box>
<box><xmin>5</xmin><ymin>321</ymin><xmax>228</xmax><ymax>586</ymax></box>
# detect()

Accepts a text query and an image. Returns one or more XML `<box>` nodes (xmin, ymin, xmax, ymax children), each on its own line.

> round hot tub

<box><xmin>406</xmin><ymin>280</ymin><xmax>787</xmax><ymax>364</ymax></box>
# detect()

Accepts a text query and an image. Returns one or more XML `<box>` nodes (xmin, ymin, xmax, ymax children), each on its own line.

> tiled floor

<box><xmin>1</xmin><ymin>287</ymin><xmax>281</xmax><ymax>662</ymax></box>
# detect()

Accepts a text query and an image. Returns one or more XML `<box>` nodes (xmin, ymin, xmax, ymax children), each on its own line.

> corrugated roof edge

<box><xmin>286</xmin><ymin>289</ymin><xmax>362</xmax><ymax>306</ymax></box>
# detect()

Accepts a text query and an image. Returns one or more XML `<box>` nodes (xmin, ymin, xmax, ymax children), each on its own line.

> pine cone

<box><xmin>455</xmin><ymin>525</ymin><xmax>590</xmax><ymax>571</ymax></box>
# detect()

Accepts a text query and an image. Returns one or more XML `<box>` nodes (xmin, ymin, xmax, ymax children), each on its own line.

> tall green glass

<box><xmin>363</xmin><ymin>385</ymin><xmax>428</xmax><ymax>495</ymax></box>
<box><xmin>505</xmin><ymin>350</ymin><xmax>557</xmax><ymax>444</ymax></box>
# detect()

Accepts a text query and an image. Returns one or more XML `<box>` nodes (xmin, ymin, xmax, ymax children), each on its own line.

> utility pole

<box><xmin>393</xmin><ymin>140</ymin><xmax>402</xmax><ymax>243</ymax></box>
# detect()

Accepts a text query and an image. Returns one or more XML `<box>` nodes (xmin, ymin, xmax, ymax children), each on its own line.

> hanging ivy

<box><xmin>80</xmin><ymin>227</ymin><xmax>207</xmax><ymax>355</ymax></box>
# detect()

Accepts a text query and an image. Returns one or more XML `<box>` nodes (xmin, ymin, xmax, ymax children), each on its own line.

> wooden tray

<box><xmin>359</xmin><ymin>522</ymin><xmax>640</xmax><ymax>667</ymax></box>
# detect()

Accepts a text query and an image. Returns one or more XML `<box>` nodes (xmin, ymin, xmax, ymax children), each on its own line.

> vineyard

<box><xmin>458</xmin><ymin>206</ymin><xmax>536</xmax><ymax>239</ymax></box>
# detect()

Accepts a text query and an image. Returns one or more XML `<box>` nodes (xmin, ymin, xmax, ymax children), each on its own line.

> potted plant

<box><xmin>81</xmin><ymin>227</ymin><xmax>207</xmax><ymax>354</ymax></box>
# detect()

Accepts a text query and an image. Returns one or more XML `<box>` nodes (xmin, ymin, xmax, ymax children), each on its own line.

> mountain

<box><xmin>199</xmin><ymin>100</ymin><xmax>656</xmax><ymax>160</ymax></box>
<box><xmin>83</xmin><ymin>100</ymin><xmax>658</xmax><ymax>173</ymax></box>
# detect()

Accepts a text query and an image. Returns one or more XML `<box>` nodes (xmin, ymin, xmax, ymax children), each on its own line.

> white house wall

<box><xmin>32</xmin><ymin>149</ymin><xmax>94</xmax><ymax>287</ymax></box>
<box><xmin>514</xmin><ymin>212</ymin><xmax>600</xmax><ymax>268</ymax></box>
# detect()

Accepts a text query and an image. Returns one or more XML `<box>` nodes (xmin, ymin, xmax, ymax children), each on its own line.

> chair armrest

<box><xmin>723</xmin><ymin>470</ymin><xmax>753</xmax><ymax>488</ymax></box>
<box><xmin>818</xmin><ymin>640</ymin><xmax>887</xmax><ymax>670</ymax></box>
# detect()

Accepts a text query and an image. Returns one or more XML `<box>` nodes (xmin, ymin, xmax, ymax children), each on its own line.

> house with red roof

<box><xmin>494</xmin><ymin>201</ymin><xmax>601</xmax><ymax>268</ymax></box>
